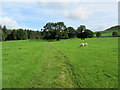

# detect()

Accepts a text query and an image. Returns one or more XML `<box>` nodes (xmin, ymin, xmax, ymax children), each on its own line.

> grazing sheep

<box><xmin>84</xmin><ymin>43</ymin><xmax>88</xmax><ymax>46</ymax></box>
<box><xmin>80</xmin><ymin>43</ymin><xmax>85</xmax><ymax>47</ymax></box>
<box><xmin>80</xmin><ymin>43</ymin><xmax>88</xmax><ymax>47</ymax></box>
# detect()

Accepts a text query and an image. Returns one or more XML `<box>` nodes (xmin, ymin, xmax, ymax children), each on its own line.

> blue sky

<box><xmin>0</xmin><ymin>0</ymin><xmax>118</xmax><ymax>31</ymax></box>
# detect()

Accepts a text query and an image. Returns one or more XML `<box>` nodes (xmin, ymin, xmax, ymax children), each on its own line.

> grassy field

<box><xmin>94</xmin><ymin>30</ymin><xmax>120</xmax><ymax>36</ymax></box>
<box><xmin>2</xmin><ymin>37</ymin><xmax>118</xmax><ymax>88</ymax></box>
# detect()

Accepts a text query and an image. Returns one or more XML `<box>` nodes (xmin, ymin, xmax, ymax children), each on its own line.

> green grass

<box><xmin>94</xmin><ymin>30</ymin><xmax>120</xmax><ymax>36</ymax></box>
<box><xmin>54</xmin><ymin>38</ymin><xmax>118</xmax><ymax>88</ymax></box>
<box><xmin>2</xmin><ymin>40</ymin><xmax>45</xmax><ymax>88</ymax></box>
<box><xmin>2</xmin><ymin>37</ymin><xmax>118</xmax><ymax>88</ymax></box>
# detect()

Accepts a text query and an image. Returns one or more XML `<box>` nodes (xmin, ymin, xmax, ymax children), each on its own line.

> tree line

<box><xmin>0</xmin><ymin>22</ymin><xmax>94</xmax><ymax>41</ymax></box>
<box><xmin>0</xmin><ymin>25</ymin><xmax>41</xmax><ymax>41</ymax></box>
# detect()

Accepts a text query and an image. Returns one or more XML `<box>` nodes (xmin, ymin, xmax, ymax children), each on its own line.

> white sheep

<box><xmin>80</xmin><ymin>43</ymin><xmax>85</xmax><ymax>47</ymax></box>
<box><xmin>80</xmin><ymin>43</ymin><xmax>88</xmax><ymax>47</ymax></box>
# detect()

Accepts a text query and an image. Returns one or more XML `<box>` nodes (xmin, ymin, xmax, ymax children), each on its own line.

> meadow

<box><xmin>2</xmin><ymin>37</ymin><xmax>118</xmax><ymax>88</ymax></box>
<box><xmin>94</xmin><ymin>30</ymin><xmax>120</xmax><ymax>37</ymax></box>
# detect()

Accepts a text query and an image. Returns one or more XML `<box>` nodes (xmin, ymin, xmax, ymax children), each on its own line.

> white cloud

<box><xmin>91</xmin><ymin>23</ymin><xmax>117</xmax><ymax>31</ymax></box>
<box><xmin>0</xmin><ymin>17</ymin><xmax>21</xmax><ymax>29</ymax></box>
<box><xmin>63</xmin><ymin>7</ymin><xmax>93</xmax><ymax>20</ymax></box>
<box><xmin>95</xmin><ymin>24</ymin><xmax>109</xmax><ymax>31</ymax></box>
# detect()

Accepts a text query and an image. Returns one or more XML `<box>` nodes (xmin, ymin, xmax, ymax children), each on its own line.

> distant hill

<box><xmin>105</xmin><ymin>25</ymin><xmax>120</xmax><ymax>31</ymax></box>
<box><xmin>94</xmin><ymin>25</ymin><xmax>120</xmax><ymax>37</ymax></box>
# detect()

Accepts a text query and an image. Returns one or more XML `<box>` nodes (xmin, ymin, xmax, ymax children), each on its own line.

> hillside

<box><xmin>105</xmin><ymin>25</ymin><xmax>120</xmax><ymax>31</ymax></box>
<box><xmin>94</xmin><ymin>25</ymin><xmax>120</xmax><ymax>36</ymax></box>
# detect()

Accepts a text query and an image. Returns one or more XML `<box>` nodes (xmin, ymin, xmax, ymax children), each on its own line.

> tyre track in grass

<box><xmin>31</xmin><ymin>42</ymin><xmax>75</xmax><ymax>88</ymax></box>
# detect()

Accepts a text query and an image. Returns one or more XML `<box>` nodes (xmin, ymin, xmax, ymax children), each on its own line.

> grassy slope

<box><xmin>101</xmin><ymin>30</ymin><xmax>119</xmax><ymax>36</ymax></box>
<box><xmin>2</xmin><ymin>37</ymin><xmax>118</xmax><ymax>88</ymax></box>
<box><xmin>94</xmin><ymin>30</ymin><xmax>120</xmax><ymax>36</ymax></box>
<box><xmin>54</xmin><ymin>37</ymin><xmax>118</xmax><ymax>88</ymax></box>
<box><xmin>2</xmin><ymin>40</ymin><xmax>45</xmax><ymax>88</ymax></box>
<box><xmin>94</xmin><ymin>25</ymin><xmax>120</xmax><ymax>36</ymax></box>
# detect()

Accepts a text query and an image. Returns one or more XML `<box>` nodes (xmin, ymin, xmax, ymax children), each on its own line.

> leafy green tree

<box><xmin>0</xmin><ymin>25</ymin><xmax>2</xmax><ymax>41</ymax></box>
<box><xmin>55</xmin><ymin>22</ymin><xmax>67</xmax><ymax>40</ymax></box>
<box><xmin>27</xmin><ymin>30</ymin><xmax>31</xmax><ymax>39</ymax></box>
<box><xmin>23</xmin><ymin>29</ymin><xmax>28</xmax><ymax>40</ymax></box>
<box><xmin>2</xmin><ymin>25</ymin><xmax>7</xmax><ymax>31</ymax></box>
<box><xmin>12</xmin><ymin>30</ymin><xmax>17</xmax><ymax>40</ymax></box>
<box><xmin>96</xmin><ymin>32</ymin><xmax>102</xmax><ymax>37</ymax></box>
<box><xmin>63</xmin><ymin>28</ymin><xmax>69</xmax><ymax>39</ymax></box>
<box><xmin>55</xmin><ymin>28</ymin><xmax>61</xmax><ymax>40</ymax></box>
<box><xmin>112</xmin><ymin>32</ymin><xmax>118</xmax><ymax>37</ymax></box>
<box><xmin>84</xmin><ymin>29</ymin><xmax>94</xmax><ymax>38</ymax></box>
<box><xmin>67</xmin><ymin>27</ymin><xmax>76</xmax><ymax>38</ymax></box>
<box><xmin>76</xmin><ymin>25</ymin><xmax>94</xmax><ymax>39</ymax></box>
<box><xmin>42</xmin><ymin>22</ymin><xmax>67</xmax><ymax>40</ymax></box>
<box><xmin>2</xmin><ymin>25</ymin><xmax>8</xmax><ymax>41</ymax></box>
<box><xmin>35</xmin><ymin>31</ymin><xmax>42</xmax><ymax>39</ymax></box>
<box><xmin>76</xmin><ymin>25</ymin><xmax>86</xmax><ymax>40</ymax></box>
<box><xmin>0</xmin><ymin>25</ymin><xmax>2</xmax><ymax>30</ymax></box>
<box><xmin>6</xmin><ymin>30</ymin><xmax>17</xmax><ymax>40</ymax></box>
<box><xmin>17</xmin><ymin>29</ymin><xmax>28</xmax><ymax>40</ymax></box>
<box><xmin>29</xmin><ymin>31</ymin><xmax>36</xmax><ymax>39</ymax></box>
<box><xmin>42</xmin><ymin>22</ymin><xmax>55</xmax><ymax>39</ymax></box>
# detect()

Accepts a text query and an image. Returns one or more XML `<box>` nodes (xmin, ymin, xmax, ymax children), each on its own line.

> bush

<box><xmin>96</xmin><ymin>32</ymin><xmax>102</xmax><ymax>37</ymax></box>
<box><xmin>112</xmin><ymin>32</ymin><xmax>118</xmax><ymax>37</ymax></box>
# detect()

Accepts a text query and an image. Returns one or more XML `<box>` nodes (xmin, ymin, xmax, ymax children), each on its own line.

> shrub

<box><xmin>96</xmin><ymin>32</ymin><xmax>102</xmax><ymax>37</ymax></box>
<box><xmin>112</xmin><ymin>32</ymin><xmax>118</xmax><ymax>37</ymax></box>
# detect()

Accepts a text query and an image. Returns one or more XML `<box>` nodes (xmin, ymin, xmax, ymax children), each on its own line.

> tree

<box><xmin>0</xmin><ymin>25</ymin><xmax>2</xmax><ymax>41</ymax></box>
<box><xmin>11</xmin><ymin>30</ymin><xmax>17</xmax><ymax>40</ymax></box>
<box><xmin>67</xmin><ymin>27</ymin><xmax>76</xmax><ymax>38</ymax></box>
<box><xmin>42</xmin><ymin>22</ymin><xmax>55</xmax><ymax>39</ymax></box>
<box><xmin>2</xmin><ymin>25</ymin><xmax>7</xmax><ymax>31</ymax></box>
<box><xmin>6</xmin><ymin>30</ymin><xmax>17</xmax><ymax>40</ymax></box>
<box><xmin>28</xmin><ymin>31</ymin><xmax>36</xmax><ymax>39</ymax></box>
<box><xmin>76</xmin><ymin>25</ymin><xmax>94</xmax><ymax>39</ymax></box>
<box><xmin>61</xmin><ymin>30</ymin><xmax>69</xmax><ymax>39</ymax></box>
<box><xmin>96</xmin><ymin>32</ymin><xmax>102</xmax><ymax>37</ymax></box>
<box><xmin>42</xmin><ymin>22</ymin><xmax>67</xmax><ymax>40</ymax></box>
<box><xmin>55</xmin><ymin>28</ymin><xmax>61</xmax><ymax>41</ymax></box>
<box><xmin>17</xmin><ymin>29</ymin><xmax>28</xmax><ymax>40</ymax></box>
<box><xmin>35</xmin><ymin>31</ymin><xmax>42</xmax><ymax>39</ymax></box>
<box><xmin>24</xmin><ymin>29</ymin><xmax>28</xmax><ymax>40</ymax></box>
<box><xmin>27</xmin><ymin>30</ymin><xmax>32</xmax><ymax>39</ymax></box>
<box><xmin>2</xmin><ymin>25</ymin><xmax>8</xmax><ymax>41</ymax></box>
<box><xmin>112</xmin><ymin>32</ymin><xmax>118</xmax><ymax>37</ymax></box>
<box><xmin>55</xmin><ymin>22</ymin><xmax>67</xmax><ymax>40</ymax></box>
<box><xmin>0</xmin><ymin>25</ymin><xmax>2</xmax><ymax>30</ymax></box>
<box><xmin>84</xmin><ymin>29</ymin><xmax>94</xmax><ymax>38</ymax></box>
<box><xmin>76</xmin><ymin>25</ymin><xmax>86</xmax><ymax>40</ymax></box>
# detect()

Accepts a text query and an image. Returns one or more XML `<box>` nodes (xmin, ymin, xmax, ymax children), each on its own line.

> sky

<box><xmin>0</xmin><ymin>0</ymin><xmax>119</xmax><ymax>31</ymax></box>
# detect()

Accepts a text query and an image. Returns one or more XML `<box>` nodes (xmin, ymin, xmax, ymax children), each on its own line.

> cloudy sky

<box><xmin>0</xmin><ymin>0</ymin><xmax>119</xmax><ymax>31</ymax></box>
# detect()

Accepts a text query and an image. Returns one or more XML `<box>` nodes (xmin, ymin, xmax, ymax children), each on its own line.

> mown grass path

<box><xmin>32</xmin><ymin>42</ymin><xmax>74</xmax><ymax>88</ymax></box>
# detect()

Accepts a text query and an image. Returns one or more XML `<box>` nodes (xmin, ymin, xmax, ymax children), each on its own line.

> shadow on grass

<box><xmin>45</xmin><ymin>39</ymin><xmax>57</xmax><ymax>42</ymax></box>
<box><xmin>28</xmin><ymin>39</ymin><xmax>57</xmax><ymax>42</ymax></box>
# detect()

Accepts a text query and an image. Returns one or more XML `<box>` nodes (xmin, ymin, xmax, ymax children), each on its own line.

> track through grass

<box><xmin>31</xmin><ymin>42</ymin><xmax>74</xmax><ymax>88</ymax></box>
